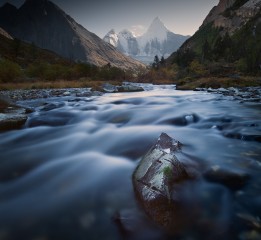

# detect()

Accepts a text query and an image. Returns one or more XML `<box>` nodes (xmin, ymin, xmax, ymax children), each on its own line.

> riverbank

<box><xmin>0</xmin><ymin>76</ymin><xmax>260</xmax><ymax>92</ymax></box>
<box><xmin>0</xmin><ymin>80</ymin><xmax>122</xmax><ymax>91</ymax></box>
<box><xmin>175</xmin><ymin>76</ymin><xmax>261</xmax><ymax>90</ymax></box>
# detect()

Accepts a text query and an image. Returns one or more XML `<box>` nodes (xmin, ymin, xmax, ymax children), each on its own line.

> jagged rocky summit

<box><xmin>166</xmin><ymin>0</ymin><xmax>261</xmax><ymax>75</ymax></box>
<box><xmin>103</xmin><ymin>17</ymin><xmax>190</xmax><ymax>64</ymax></box>
<box><xmin>178</xmin><ymin>0</ymin><xmax>261</xmax><ymax>52</ymax></box>
<box><xmin>203</xmin><ymin>0</ymin><xmax>261</xmax><ymax>34</ymax></box>
<box><xmin>0</xmin><ymin>0</ymin><xmax>145</xmax><ymax>70</ymax></box>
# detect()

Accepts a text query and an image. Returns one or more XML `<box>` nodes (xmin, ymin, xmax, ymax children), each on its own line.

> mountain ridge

<box><xmin>0</xmin><ymin>27</ymin><xmax>13</xmax><ymax>39</ymax></box>
<box><xmin>167</xmin><ymin>0</ymin><xmax>260</xmax><ymax>74</ymax></box>
<box><xmin>0</xmin><ymin>0</ymin><xmax>144</xmax><ymax>70</ymax></box>
<box><xmin>103</xmin><ymin>17</ymin><xmax>190</xmax><ymax>64</ymax></box>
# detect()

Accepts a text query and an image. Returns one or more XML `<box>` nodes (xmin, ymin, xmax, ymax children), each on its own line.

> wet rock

<box><xmin>40</xmin><ymin>102</ymin><xmax>65</xmax><ymax>112</ymax></box>
<box><xmin>76</xmin><ymin>91</ymin><xmax>93</xmax><ymax>97</ymax></box>
<box><xmin>239</xmin><ymin>230</ymin><xmax>261</xmax><ymax>240</ymax></box>
<box><xmin>194</xmin><ymin>88</ymin><xmax>204</xmax><ymax>91</ymax></box>
<box><xmin>132</xmin><ymin>133</ymin><xmax>190</xmax><ymax>233</ymax></box>
<box><xmin>102</xmin><ymin>82</ymin><xmax>144</xmax><ymax>93</ymax></box>
<box><xmin>112</xmin><ymin>209</ymin><xmax>165</xmax><ymax>240</ymax></box>
<box><xmin>0</xmin><ymin>98</ymin><xmax>28</xmax><ymax>132</ymax></box>
<box><xmin>0</xmin><ymin>88</ymin><xmax>102</xmax><ymax>101</ymax></box>
<box><xmin>204</xmin><ymin>167</ymin><xmax>250</xmax><ymax>190</ymax></box>
<box><xmin>207</xmin><ymin>87</ymin><xmax>218</xmax><ymax>93</ymax></box>
<box><xmin>237</xmin><ymin>212</ymin><xmax>261</xmax><ymax>229</ymax></box>
<box><xmin>26</xmin><ymin>111</ymin><xmax>75</xmax><ymax>127</ymax></box>
<box><xmin>25</xmin><ymin>107</ymin><xmax>34</xmax><ymax>114</ymax></box>
<box><xmin>117</xmin><ymin>83</ymin><xmax>144</xmax><ymax>92</ymax></box>
<box><xmin>223</xmin><ymin>132</ymin><xmax>261</xmax><ymax>143</ymax></box>
<box><xmin>194</xmin><ymin>87</ymin><xmax>261</xmax><ymax>102</ymax></box>
<box><xmin>159</xmin><ymin>114</ymin><xmax>200</xmax><ymax>126</ymax></box>
<box><xmin>0</xmin><ymin>115</ymin><xmax>27</xmax><ymax>132</ymax></box>
<box><xmin>91</xmin><ymin>91</ymin><xmax>104</xmax><ymax>96</ymax></box>
<box><xmin>63</xmin><ymin>91</ymin><xmax>71</xmax><ymax>96</ymax></box>
<box><xmin>102</xmin><ymin>83</ymin><xmax>118</xmax><ymax>93</ymax></box>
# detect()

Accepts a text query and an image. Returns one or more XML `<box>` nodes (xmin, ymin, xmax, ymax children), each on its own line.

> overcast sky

<box><xmin>1</xmin><ymin>0</ymin><xmax>219</xmax><ymax>37</ymax></box>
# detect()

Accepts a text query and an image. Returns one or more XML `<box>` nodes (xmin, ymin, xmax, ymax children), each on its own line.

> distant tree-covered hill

<box><xmin>169</xmin><ymin>0</ymin><xmax>261</xmax><ymax>74</ymax></box>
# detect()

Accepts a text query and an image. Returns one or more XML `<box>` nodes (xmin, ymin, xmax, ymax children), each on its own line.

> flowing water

<box><xmin>0</xmin><ymin>85</ymin><xmax>260</xmax><ymax>240</ymax></box>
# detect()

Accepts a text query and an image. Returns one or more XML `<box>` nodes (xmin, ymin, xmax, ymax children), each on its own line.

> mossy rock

<box><xmin>132</xmin><ymin>133</ymin><xmax>190</xmax><ymax>233</ymax></box>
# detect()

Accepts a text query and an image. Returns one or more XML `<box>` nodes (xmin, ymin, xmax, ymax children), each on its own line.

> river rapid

<box><xmin>0</xmin><ymin>85</ymin><xmax>260</xmax><ymax>240</ymax></box>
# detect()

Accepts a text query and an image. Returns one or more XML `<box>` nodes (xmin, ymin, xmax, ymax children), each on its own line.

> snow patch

<box><xmin>163</xmin><ymin>148</ymin><xmax>171</xmax><ymax>154</ymax></box>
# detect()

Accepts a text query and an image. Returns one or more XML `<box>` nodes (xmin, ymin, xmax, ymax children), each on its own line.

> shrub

<box><xmin>0</xmin><ymin>59</ymin><xmax>22</xmax><ymax>82</ymax></box>
<box><xmin>235</xmin><ymin>58</ymin><xmax>248</xmax><ymax>73</ymax></box>
<box><xmin>189</xmin><ymin>60</ymin><xmax>208</xmax><ymax>77</ymax></box>
<box><xmin>26</xmin><ymin>63</ymin><xmax>72</xmax><ymax>80</ymax></box>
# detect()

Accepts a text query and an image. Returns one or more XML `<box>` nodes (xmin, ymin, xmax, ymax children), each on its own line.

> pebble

<box><xmin>0</xmin><ymin>88</ymin><xmax>101</xmax><ymax>101</ymax></box>
<box><xmin>195</xmin><ymin>87</ymin><xmax>261</xmax><ymax>102</ymax></box>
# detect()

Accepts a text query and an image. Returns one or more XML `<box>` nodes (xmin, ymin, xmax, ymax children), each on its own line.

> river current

<box><xmin>0</xmin><ymin>85</ymin><xmax>260</xmax><ymax>240</ymax></box>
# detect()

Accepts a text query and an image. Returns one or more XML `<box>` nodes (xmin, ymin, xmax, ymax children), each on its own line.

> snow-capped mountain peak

<box><xmin>143</xmin><ymin>17</ymin><xmax>169</xmax><ymax>42</ymax></box>
<box><xmin>117</xmin><ymin>29</ymin><xmax>139</xmax><ymax>56</ymax></box>
<box><xmin>118</xmin><ymin>29</ymin><xmax>135</xmax><ymax>39</ymax></box>
<box><xmin>103</xmin><ymin>17</ymin><xmax>190</xmax><ymax>64</ymax></box>
<box><xmin>103</xmin><ymin>28</ymin><xmax>118</xmax><ymax>47</ymax></box>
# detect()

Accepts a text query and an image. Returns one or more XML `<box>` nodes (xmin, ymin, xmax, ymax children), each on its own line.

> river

<box><xmin>0</xmin><ymin>85</ymin><xmax>260</xmax><ymax>240</ymax></box>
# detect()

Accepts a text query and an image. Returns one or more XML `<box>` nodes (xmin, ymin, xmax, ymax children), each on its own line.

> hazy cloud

<box><xmin>130</xmin><ymin>25</ymin><xmax>146</xmax><ymax>37</ymax></box>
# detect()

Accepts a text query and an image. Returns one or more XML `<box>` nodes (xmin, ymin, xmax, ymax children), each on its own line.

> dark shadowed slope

<box><xmin>0</xmin><ymin>0</ymin><xmax>145</xmax><ymax>70</ymax></box>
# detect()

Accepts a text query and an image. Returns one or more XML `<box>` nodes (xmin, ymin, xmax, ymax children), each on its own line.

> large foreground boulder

<box><xmin>132</xmin><ymin>133</ymin><xmax>190</xmax><ymax>233</ymax></box>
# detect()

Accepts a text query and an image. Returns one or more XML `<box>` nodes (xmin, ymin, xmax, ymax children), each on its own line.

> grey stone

<box><xmin>63</xmin><ymin>91</ymin><xmax>71</xmax><ymax>96</ymax></box>
<box><xmin>0</xmin><ymin>99</ymin><xmax>27</xmax><ymax>131</ymax></box>
<box><xmin>102</xmin><ymin>83</ymin><xmax>118</xmax><ymax>93</ymax></box>
<box><xmin>117</xmin><ymin>83</ymin><xmax>144</xmax><ymax>92</ymax></box>
<box><xmin>132</xmin><ymin>133</ymin><xmax>189</xmax><ymax>233</ymax></box>
<box><xmin>204</xmin><ymin>167</ymin><xmax>250</xmax><ymax>190</ymax></box>
<box><xmin>0</xmin><ymin>115</ymin><xmax>27</xmax><ymax>131</ymax></box>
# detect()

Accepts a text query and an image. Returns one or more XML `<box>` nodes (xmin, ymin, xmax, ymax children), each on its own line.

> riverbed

<box><xmin>0</xmin><ymin>85</ymin><xmax>260</xmax><ymax>240</ymax></box>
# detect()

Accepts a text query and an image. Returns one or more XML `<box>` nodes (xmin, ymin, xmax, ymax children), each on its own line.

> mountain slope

<box><xmin>0</xmin><ymin>27</ymin><xmax>12</xmax><ymax>39</ymax></box>
<box><xmin>103</xmin><ymin>29</ymin><xmax>119</xmax><ymax>47</ymax></box>
<box><xmin>0</xmin><ymin>0</ymin><xmax>144</xmax><ymax>70</ymax></box>
<box><xmin>103</xmin><ymin>17</ymin><xmax>189</xmax><ymax>64</ymax></box>
<box><xmin>0</xmin><ymin>26</ymin><xmax>70</xmax><ymax>67</ymax></box>
<box><xmin>0</xmin><ymin>28</ymin><xmax>138</xmax><ymax>84</ymax></box>
<box><xmin>168</xmin><ymin>0</ymin><xmax>261</xmax><ymax>73</ymax></box>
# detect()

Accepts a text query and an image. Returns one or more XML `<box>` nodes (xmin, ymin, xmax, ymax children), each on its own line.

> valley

<box><xmin>0</xmin><ymin>0</ymin><xmax>260</xmax><ymax>239</ymax></box>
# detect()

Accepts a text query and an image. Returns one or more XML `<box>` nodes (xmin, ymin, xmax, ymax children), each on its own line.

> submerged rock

<box><xmin>204</xmin><ymin>167</ymin><xmax>250</xmax><ymax>190</ymax></box>
<box><xmin>0</xmin><ymin>115</ymin><xmax>27</xmax><ymax>132</ymax></box>
<box><xmin>132</xmin><ymin>133</ymin><xmax>190</xmax><ymax>233</ymax></box>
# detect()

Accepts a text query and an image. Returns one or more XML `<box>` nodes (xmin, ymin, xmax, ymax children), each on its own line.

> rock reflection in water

<box><xmin>0</xmin><ymin>85</ymin><xmax>260</xmax><ymax>240</ymax></box>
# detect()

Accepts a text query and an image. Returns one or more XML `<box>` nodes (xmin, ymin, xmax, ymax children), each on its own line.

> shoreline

<box><xmin>0</xmin><ymin>76</ymin><xmax>260</xmax><ymax>92</ymax></box>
